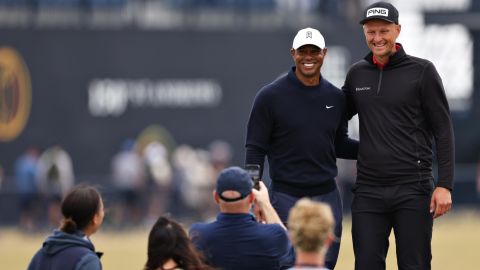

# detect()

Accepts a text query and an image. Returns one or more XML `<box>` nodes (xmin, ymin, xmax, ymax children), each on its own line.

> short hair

<box><xmin>60</xmin><ymin>185</ymin><xmax>102</xmax><ymax>233</ymax></box>
<box><xmin>287</xmin><ymin>198</ymin><xmax>335</xmax><ymax>253</ymax></box>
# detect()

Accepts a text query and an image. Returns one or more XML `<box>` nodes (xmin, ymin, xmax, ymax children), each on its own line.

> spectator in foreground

<box><xmin>145</xmin><ymin>216</ymin><xmax>215</xmax><ymax>270</ymax></box>
<box><xmin>189</xmin><ymin>166</ymin><xmax>294</xmax><ymax>270</ymax></box>
<box><xmin>28</xmin><ymin>185</ymin><xmax>105</xmax><ymax>270</ymax></box>
<box><xmin>287</xmin><ymin>198</ymin><xmax>335</xmax><ymax>270</ymax></box>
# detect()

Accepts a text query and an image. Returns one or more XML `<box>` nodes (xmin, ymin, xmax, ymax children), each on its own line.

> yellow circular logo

<box><xmin>0</xmin><ymin>47</ymin><xmax>31</xmax><ymax>142</ymax></box>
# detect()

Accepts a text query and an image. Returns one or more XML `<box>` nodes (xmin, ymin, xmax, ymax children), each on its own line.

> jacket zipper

<box><xmin>376</xmin><ymin>69</ymin><xmax>383</xmax><ymax>95</ymax></box>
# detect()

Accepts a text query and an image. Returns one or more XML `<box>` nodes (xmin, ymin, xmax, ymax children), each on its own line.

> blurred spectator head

<box><xmin>121</xmin><ymin>138</ymin><xmax>136</xmax><ymax>152</ymax></box>
<box><xmin>288</xmin><ymin>198</ymin><xmax>335</xmax><ymax>254</ymax></box>
<box><xmin>208</xmin><ymin>140</ymin><xmax>232</xmax><ymax>171</ymax></box>
<box><xmin>37</xmin><ymin>145</ymin><xmax>75</xmax><ymax>197</ymax></box>
<box><xmin>145</xmin><ymin>216</ymin><xmax>213</xmax><ymax>270</ymax></box>
<box><xmin>26</xmin><ymin>146</ymin><xmax>40</xmax><ymax>157</ymax></box>
<box><xmin>60</xmin><ymin>185</ymin><xmax>104</xmax><ymax>236</ymax></box>
<box><xmin>144</xmin><ymin>141</ymin><xmax>172</xmax><ymax>186</ymax></box>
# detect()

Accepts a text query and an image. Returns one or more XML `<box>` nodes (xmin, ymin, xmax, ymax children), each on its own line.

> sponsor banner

<box><xmin>0</xmin><ymin>47</ymin><xmax>31</xmax><ymax>142</ymax></box>
<box><xmin>0</xmin><ymin>28</ymin><xmax>477</xmax><ymax>177</ymax></box>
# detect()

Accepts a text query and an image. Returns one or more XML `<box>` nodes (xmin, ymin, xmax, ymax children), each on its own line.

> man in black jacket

<box><xmin>342</xmin><ymin>2</ymin><xmax>455</xmax><ymax>270</ymax></box>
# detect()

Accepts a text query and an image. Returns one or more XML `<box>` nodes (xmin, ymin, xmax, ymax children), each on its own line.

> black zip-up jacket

<box><xmin>343</xmin><ymin>44</ymin><xmax>454</xmax><ymax>190</ymax></box>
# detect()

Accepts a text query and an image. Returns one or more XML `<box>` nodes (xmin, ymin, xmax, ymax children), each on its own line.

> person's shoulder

<box><xmin>260</xmin><ymin>72</ymin><xmax>290</xmax><ymax>92</ymax></box>
<box><xmin>344</xmin><ymin>59</ymin><xmax>371</xmax><ymax>81</ymax></box>
<box><xmin>321</xmin><ymin>78</ymin><xmax>342</xmax><ymax>92</ymax></box>
<box><xmin>253</xmin><ymin>75</ymin><xmax>289</xmax><ymax>105</ymax></box>
<box><xmin>251</xmin><ymin>223</ymin><xmax>289</xmax><ymax>251</ymax></box>
<box><xmin>189</xmin><ymin>221</ymin><xmax>219</xmax><ymax>238</ymax></box>
<box><xmin>27</xmin><ymin>249</ymin><xmax>43</xmax><ymax>270</ymax></box>
<box><xmin>348</xmin><ymin>59</ymin><xmax>370</xmax><ymax>71</ymax></box>
<box><xmin>270</xmin><ymin>71</ymin><xmax>289</xmax><ymax>85</ymax></box>
<box><xmin>404</xmin><ymin>54</ymin><xmax>433</xmax><ymax>68</ymax></box>
<box><xmin>321</xmin><ymin>78</ymin><xmax>345</xmax><ymax>99</ymax></box>
<box><xmin>75</xmin><ymin>251</ymin><xmax>102</xmax><ymax>270</ymax></box>
<box><xmin>189</xmin><ymin>221</ymin><xmax>213</xmax><ymax>232</ymax></box>
<box><xmin>255</xmin><ymin>223</ymin><xmax>288</xmax><ymax>238</ymax></box>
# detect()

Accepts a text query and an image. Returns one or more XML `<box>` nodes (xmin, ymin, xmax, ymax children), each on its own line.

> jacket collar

<box><xmin>217</xmin><ymin>213</ymin><xmax>256</xmax><ymax>222</ymax></box>
<box><xmin>364</xmin><ymin>43</ymin><xmax>406</xmax><ymax>69</ymax></box>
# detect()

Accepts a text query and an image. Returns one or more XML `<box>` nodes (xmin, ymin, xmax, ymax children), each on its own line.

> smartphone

<box><xmin>245</xmin><ymin>164</ymin><xmax>261</xmax><ymax>190</ymax></box>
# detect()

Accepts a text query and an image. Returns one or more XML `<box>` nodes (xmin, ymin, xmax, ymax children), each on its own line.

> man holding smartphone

<box><xmin>245</xmin><ymin>27</ymin><xmax>358</xmax><ymax>269</ymax></box>
<box><xmin>245</xmin><ymin>164</ymin><xmax>261</xmax><ymax>190</ymax></box>
<box><xmin>189</xmin><ymin>166</ymin><xmax>294</xmax><ymax>270</ymax></box>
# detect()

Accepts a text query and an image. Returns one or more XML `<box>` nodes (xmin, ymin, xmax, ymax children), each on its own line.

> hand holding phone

<box><xmin>245</xmin><ymin>164</ymin><xmax>261</xmax><ymax>190</ymax></box>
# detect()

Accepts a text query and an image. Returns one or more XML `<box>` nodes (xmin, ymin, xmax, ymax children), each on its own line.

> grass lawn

<box><xmin>1</xmin><ymin>209</ymin><xmax>478</xmax><ymax>270</ymax></box>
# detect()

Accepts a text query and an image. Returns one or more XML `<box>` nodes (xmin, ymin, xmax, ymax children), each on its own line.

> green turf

<box><xmin>1</xmin><ymin>209</ymin><xmax>478</xmax><ymax>270</ymax></box>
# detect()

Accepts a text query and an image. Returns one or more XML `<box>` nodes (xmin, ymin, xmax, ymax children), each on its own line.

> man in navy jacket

<box><xmin>189</xmin><ymin>166</ymin><xmax>294</xmax><ymax>270</ymax></box>
<box><xmin>245</xmin><ymin>27</ymin><xmax>358</xmax><ymax>269</ymax></box>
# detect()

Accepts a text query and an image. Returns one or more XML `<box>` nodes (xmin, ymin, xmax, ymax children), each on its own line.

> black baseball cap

<box><xmin>359</xmin><ymin>1</ymin><xmax>399</xmax><ymax>25</ymax></box>
<box><xmin>216</xmin><ymin>166</ymin><xmax>253</xmax><ymax>202</ymax></box>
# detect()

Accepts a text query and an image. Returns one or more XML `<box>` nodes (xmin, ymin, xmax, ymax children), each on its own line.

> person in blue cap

<box><xmin>189</xmin><ymin>166</ymin><xmax>294</xmax><ymax>270</ymax></box>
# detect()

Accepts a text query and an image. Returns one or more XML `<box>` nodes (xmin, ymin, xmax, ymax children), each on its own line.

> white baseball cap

<box><xmin>292</xmin><ymin>27</ymin><xmax>326</xmax><ymax>50</ymax></box>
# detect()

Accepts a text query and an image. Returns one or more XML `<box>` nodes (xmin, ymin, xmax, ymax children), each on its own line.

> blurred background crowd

<box><xmin>5</xmin><ymin>138</ymin><xmax>234</xmax><ymax>231</ymax></box>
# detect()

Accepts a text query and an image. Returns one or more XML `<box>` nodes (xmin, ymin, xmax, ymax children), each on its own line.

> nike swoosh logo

<box><xmin>326</xmin><ymin>105</ymin><xmax>334</xmax><ymax>109</ymax></box>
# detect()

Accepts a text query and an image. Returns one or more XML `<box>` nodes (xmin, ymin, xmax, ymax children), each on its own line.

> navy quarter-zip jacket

<box><xmin>246</xmin><ymin>67</ymin><xmax>358</xmax><ymax>196</ymax></box>
<box><xmin>343</xmin><ymin>44</ymin><xmax>454</xmax><ymax>190</ymax></box>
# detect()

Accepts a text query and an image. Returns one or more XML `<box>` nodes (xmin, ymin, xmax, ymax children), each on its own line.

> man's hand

<box><xmin>430</xmin><ymin>187</ymin><xmax>452</xmax><ymax>219</ymax></box>
<box><xmin>252</xmin><ymin>181</ymin><xmax>271</xmax><ymax>207</ymax></box>
<box><xmin>252</xmin><ymin>202</ymin><xmax>265</xmax><ymax>223</ymax></box>
<box><xmin>251</xmin><ymin>181</ymin><xmax>269</xmax><ymax>223</ymax></box>
<box><xmin>252</xmin><ymin>181</ymin><xmax>286</xmax><ymax>229</ymax></box>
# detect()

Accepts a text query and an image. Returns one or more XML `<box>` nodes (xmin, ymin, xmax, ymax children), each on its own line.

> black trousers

<box><xmin>351</xmin><ymin>181</ymin><xmax>434</xmax><ymax>270</ymax></box>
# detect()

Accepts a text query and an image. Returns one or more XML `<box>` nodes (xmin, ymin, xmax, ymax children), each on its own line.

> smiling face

<box><xmin>363</xmin><ymin>19</ymin><xmax>401</xmax><ymax>65</ymax></box>
<box><xmin>291</xmin><ymin>45</ymin><xmax>327</xmax><ymax>86</ymax></box>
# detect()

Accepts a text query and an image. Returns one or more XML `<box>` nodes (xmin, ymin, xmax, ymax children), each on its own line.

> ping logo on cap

<box><xmin>306</xmin><ymin>31</ymin><xmax>312</xmax><ymax>39</ymax></box>
<box><xmin>366</xmin><ymin>7</ymin><xmax>389</xmax><ymax>17</ymax></box>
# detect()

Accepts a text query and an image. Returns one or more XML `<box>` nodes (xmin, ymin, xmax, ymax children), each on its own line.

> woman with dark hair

<box><xmin>145</xmin><ymin>216</ymin><xmax>215</xmax><ymax>270</ymax></box>
<box><xmin>28</xmin><ymin>185</ymin><xmax>105</xmax><ymax>270</ymax></box>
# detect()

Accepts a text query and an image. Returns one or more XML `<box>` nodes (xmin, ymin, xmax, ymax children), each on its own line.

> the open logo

<box><xmin>0</xmin><ymin>47</ymin><xmax>32</xmax><ymax>142</ymax></box>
